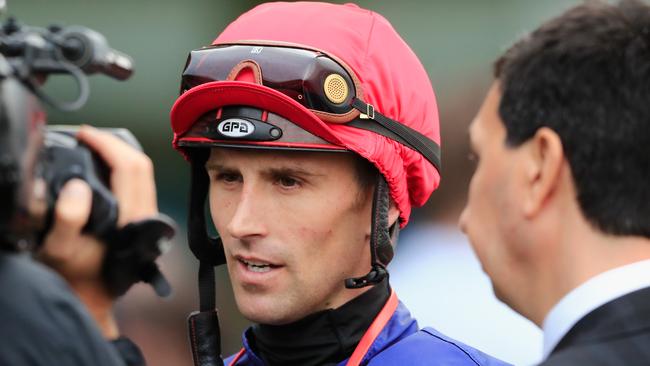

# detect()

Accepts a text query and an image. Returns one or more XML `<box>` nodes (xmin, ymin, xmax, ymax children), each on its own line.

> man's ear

<box><xmin>521</xmin><ymin>127</ymin><xmax>565</xmax><ymax>218</ymax></box>
<box><xmin>364</xmin><ymin>198</ymin><xmax>401</xmax><ymax>237</ymax></box>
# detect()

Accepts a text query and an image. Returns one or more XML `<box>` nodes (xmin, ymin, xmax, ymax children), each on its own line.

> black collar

<box><xmin>247</xmin><ymin>279</ymin><xmax>390</xmax><ymax>366</ymax></box>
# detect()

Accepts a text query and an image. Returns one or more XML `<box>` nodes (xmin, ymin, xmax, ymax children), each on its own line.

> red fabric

<box><xmin>232</xmin><ymin>67</ymin><xmax>255</xmax><ymax>83</ymax></box>
<box><xmin>170</xmin><ymin>2</ymin><xmax>441</xmax><ymax>225</ymax></box>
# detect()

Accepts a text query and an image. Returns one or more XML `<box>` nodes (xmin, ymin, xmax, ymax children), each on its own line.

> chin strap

<box><xmin>345</xmin><ymin>175</ymin><xmax>398</xmax><ymax>289</ymax></box>
<box><xmin>186</xmin><ymin>151</ymin><xmax>226</xmax><ymax>366</ymax></box>
<box><xmin>187</xmin><ymin>153</ymin><xmax>226</xmax><ymax>310</ymax></box>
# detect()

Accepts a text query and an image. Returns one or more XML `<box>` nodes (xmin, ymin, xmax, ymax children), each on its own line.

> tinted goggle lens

<box><xmin>181</xmin><ymin>44</ymin><xmax>358</xmax><ymax>117</ymax></box>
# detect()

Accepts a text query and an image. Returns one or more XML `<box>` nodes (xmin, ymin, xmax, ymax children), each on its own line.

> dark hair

<box><xmin>495</xmin><ymin>0</ymin><xmax>650</xmax><ymax>238</ymax></box>
<box><xmin>353</xmin><ymin>154</ymin><xmax>379</xmax><ymax>205</ymax></box>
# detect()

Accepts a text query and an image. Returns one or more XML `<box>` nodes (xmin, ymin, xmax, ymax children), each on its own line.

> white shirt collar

<box><xmin>541</xmin><ymin>259</ymin><xmax>650</xmax><ymax>359</ymax></box>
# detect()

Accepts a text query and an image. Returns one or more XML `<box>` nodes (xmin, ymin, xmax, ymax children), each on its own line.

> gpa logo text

<box><xmin>217</xmin><ymin>118</ymin><xmax>255</xmax><ymax>138</ymax></box>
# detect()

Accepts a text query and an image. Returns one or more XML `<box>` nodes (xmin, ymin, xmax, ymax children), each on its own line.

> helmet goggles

<box><xmin>181</xmin><ymin>42</ymin><xmax>363</xmax><ymax>122</ymax></box>
<box><xmin>176</xmin><ymin>42</ymin><xmax>441</xmax><ymax>171</ymax></box>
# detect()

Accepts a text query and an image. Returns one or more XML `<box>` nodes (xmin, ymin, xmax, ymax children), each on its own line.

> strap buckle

<box><xmin>359</xmin><ymin>103</ymin><xmax>375</xmax><ymax>120</ymax></box>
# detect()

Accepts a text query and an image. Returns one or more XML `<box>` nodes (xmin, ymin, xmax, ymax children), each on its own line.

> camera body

<box><xmin>40</xmin><ymin>126</ymin><xmax>144</xmax><ymax>241</ymax></box>
<box><xmin>0</xmin><ymin>17</ymin><xmax>134</xmax><ymax>249</ymax></box>
<box><xmin>0</xmin><ymin>81</ymin><xmax>140</xmax><ymax>247</ymax></box>
<box><xmin>0</xmin><ymin>16</ymin><xmax>173</xmax><ymax>297</ymax></box>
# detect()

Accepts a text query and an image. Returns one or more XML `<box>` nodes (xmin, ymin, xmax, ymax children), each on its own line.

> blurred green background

<box><xmin>9</xmin><ymin>1</ymin><xmax>580</xmax><ymax>365</ymax></box>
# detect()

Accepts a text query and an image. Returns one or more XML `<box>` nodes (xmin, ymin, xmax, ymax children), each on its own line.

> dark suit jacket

<box><xmin>0</xmin><ymin>253</ymin><xmax>125</xmax><ymax>366</ymax></box>
<box><xmin>540</xmin><ymin>286</ymin><xmax>650</xmax><ymax>366</ymax></box>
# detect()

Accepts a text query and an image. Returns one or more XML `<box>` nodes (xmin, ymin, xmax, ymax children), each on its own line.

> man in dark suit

<box><xmin>459</xmin><ymin>0</ymin><xmax>650</xmax><ymax>365</ymax></box>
